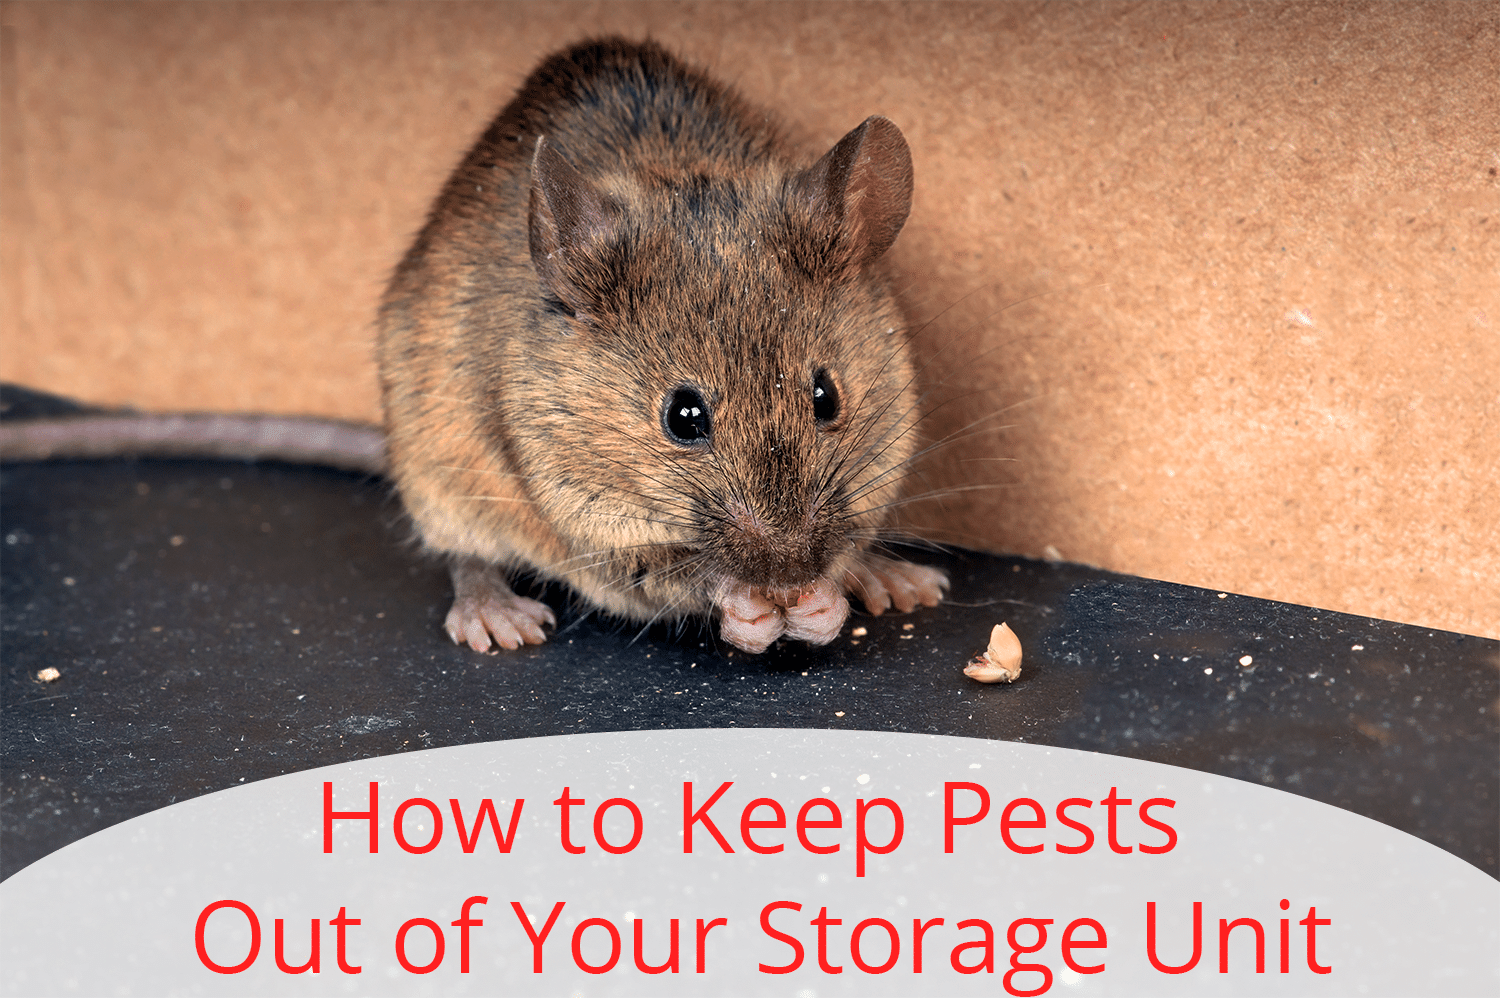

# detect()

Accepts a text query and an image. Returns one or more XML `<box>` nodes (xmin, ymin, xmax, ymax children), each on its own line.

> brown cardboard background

<box><xmin>3</xmin><ymin>1</ymin><xmax>1496</xmax><ymax>637</ymax></box>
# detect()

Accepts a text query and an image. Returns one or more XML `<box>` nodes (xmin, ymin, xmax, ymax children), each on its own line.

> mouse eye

<box><xmin>663</xmin><ymin>386</ymin><xmax>712</xmax><ymax>445</ymax></box>
<box><xmin>812</xmin><ymin>368</ymin><xmax>841</xmax><ymax>426</ymax></box>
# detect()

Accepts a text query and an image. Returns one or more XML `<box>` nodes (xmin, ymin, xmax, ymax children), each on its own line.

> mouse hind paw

<box><xmin>843</xmin><ymin>552</ymin><xmax>949</xmax><ymax>615</ymax></box>
<box><xmin>446</xmin><ymin>558</ymin><xmax>556</xmax><ymax>652</ymax></box>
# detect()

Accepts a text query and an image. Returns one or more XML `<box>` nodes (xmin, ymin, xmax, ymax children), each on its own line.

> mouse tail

<box><xmin>0</xmin><ymin>411</ymin><xmax>386</xmax><ymax>475</ymax></box>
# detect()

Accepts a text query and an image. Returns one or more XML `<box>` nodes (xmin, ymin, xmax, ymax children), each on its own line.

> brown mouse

<box><xmin>0</xmin><ymin>37</ymin><xmax>948</xmax><ymax>655</ymax></box>
<box><xmin>377</xmin><ymin>37</ymin><xmax>947</xmax><ymax>654</ymax></box>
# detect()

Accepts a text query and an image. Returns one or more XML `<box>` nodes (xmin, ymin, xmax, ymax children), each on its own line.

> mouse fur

<box><xmin>378</xmin><ymin>37</ymin><xmax>947</xmax><ymax>655</ymax></box>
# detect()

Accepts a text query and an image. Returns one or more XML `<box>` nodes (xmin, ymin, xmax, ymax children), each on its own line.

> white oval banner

<box><xmin>1</xmin><ymin>728</ymin><xmax>1495</xmax><ymax>996</ymax></box>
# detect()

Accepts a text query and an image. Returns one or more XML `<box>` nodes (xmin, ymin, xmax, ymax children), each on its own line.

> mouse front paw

<box><xmin>780</xmin><ymin>577</ymin><xmax>850</xmax><ymax>645</ymax></box>
<box><xmin>446</xmin><ymin>558</ymin><xmax>556</xmax><ymax>652</ymax></box>
<box><xmin>716</xmin><ymin>581</ymin><xmax>787</xmax><ymax>654</ymax></box>
<box><xmin>843</xmin><ymin>553</ymin><xmax>949</xmax><ymax>615</ymax></box>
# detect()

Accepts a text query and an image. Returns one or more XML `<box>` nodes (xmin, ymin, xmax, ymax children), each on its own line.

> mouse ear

<box><xmin>790</xmin><ymin>115</ymin><xmax>913</xmax><ymax>269</ymax></box>
<box><xmin>529</xmin><ymin>136</ymin><xmax>619</xmax><ymax>310</ymax></box>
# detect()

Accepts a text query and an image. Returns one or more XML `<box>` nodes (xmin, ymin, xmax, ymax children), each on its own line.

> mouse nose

<box><xmin>717</xmin><ymin>497</ymin><xmax>838</xmax><ymax>590</ymax></box>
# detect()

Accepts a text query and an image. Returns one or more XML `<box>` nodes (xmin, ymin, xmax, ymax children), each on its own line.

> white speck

<box><xmin>902</xmin><ymin>622</ymin><xmax>915</xmax><ymax>630</ymax></box>
<box><xmin>857</xmin><ymin>774</ymin><xmax>870</xmax><ymax>785</ymax></box>
<box><xmin>1351</xmin><ymin>644</ymin><xmax>1365</xmax><ymax>651</ymax></box>
<box><xmin>1152</xmin><ymin>654</ymin><xmax>1160</xmax><ymax>660</ymax></box>
<box><xmin>834</xmin><ymin>712</ymin><xmax>844</xmax><ymax>718</ymax></box>
<box><xmin>968</xmin><ymin>762</ymin><xmax>982</xmax><ymax>769</ymax></box>
<box><xmin>1239</xmin><ymin>655</ymin><xmax>1254</xmax><ymax>666</ymax></box>
<box><xmin>852</xmin><ymin>627</ymin><xmax>868</xmax><ymax>636</ymax></box>
<box><xmin>1203</xmin><ymin>667</ymin><xmax>1213</xmax><ymax>675</ymax></box>
<box><xmin>1217</xmin><ymin>593</ymin><xmax>1228</xmax><ymax>599</ymax></box>
<box><xmin>1286</xmin><ymin>307</ymin><xmax>1315</xmax><ymax>327</ymax></box>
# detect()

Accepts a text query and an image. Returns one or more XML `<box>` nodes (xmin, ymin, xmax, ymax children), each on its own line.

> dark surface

<box><xmin>2</xmin><ymin>455</ymin><xmax>1496</xmax><ymax>884</ymax></box>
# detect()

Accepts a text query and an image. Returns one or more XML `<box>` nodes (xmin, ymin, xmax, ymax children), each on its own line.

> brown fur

<box><xmin>377</xmin><ymin>38</ymin><xmax>944</xmax><ymax>651</ymax></box>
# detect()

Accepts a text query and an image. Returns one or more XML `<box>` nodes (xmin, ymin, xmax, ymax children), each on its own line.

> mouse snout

<box><xmin>716</xmin><ymin>496</ymin><xmax>841</xmax><ymax>593</ymax></box>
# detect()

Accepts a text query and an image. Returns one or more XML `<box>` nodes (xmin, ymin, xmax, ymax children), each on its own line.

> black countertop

<box><xmin>3</xmin><ymin>445</ymin><xmax>1495</xmax><ymax>883</ymax></box>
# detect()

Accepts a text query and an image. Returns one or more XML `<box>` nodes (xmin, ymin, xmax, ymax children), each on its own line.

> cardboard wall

<box><xmin>3</xmin><ymin>1</ymin><xmax>1496</xmax><ymax>637</ymax></box>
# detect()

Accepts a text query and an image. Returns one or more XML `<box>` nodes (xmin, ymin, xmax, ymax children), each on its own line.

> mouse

<box><xmin>0</xmin><ymin>36</ymin><xmax>949</xmax><ymax>656</ymax></box>
<box><xmin>377</xmin><ymin>36</ymin><xmax>947</xmax><ymax>654</ymax></box>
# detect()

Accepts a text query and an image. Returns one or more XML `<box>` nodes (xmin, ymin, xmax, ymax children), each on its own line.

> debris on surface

<box><xmin>36</xmin><ymin>667</ymin><xmax>61</xmax><ymax>683</ymax></box>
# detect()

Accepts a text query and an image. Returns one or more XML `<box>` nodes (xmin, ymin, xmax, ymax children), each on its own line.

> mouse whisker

<box><xmin>553</xmin><ymin>415</ymin><xmax>732</xmax><ymax>519</ymax></box>
<box><xmin>851</xmin><ymin>481</ymin><xmax>1019</xmax><ymax>518</ymax></box>
<box><xmin>623</xmin><ymin>563</ymin><xmax>717</xmax><ymax>641</ymax></box>
<box><xmin>837</xmin><ymin>407</ymin><xmax>1022</xmax><ymax>509</ymax></box>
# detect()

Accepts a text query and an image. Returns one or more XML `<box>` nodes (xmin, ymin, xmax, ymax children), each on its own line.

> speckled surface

<box><xmin>3</xmin><ymin>455</ymin><xmax>1496</xmax><ymax>884</ymax></box>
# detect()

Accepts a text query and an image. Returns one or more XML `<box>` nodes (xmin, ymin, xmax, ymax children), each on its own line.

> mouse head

<box><xmin>515</xmin><ymin>117</ymin><xmax>919</xmax><ymax>599</ymax></box>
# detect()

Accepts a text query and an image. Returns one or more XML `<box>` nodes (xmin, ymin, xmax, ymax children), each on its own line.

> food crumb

<box><xmin>835</xmin><ymin>711</ymin><xmax>845</xmax><ymax>717</ymax></box>
<box><xmin>902</xmin><ymin>623</ymin><xmax>915</xmax><ymax>631</ymax></box>
<box><xmin>1351</xmin><ymin>644</ymin><xmax>1365</xmax><ymax>651</ymax></box>
<box><xmin>965</xmin><ymin>623</ymin><xmax>1022</xmax><ymax>684</ymax></box>
<box><xmin>36</xmin><ymin>667</ymin><xmax>61</xmax><ymax>683</ymax></box>
<box><xmin>851</xmin><ymin>626</ymin><xmax>868</xmax><ymax>637</ymax></box>
<box><xmin>1239</xmin><ymin>654</ymin><xmax>1254</xmax><ymax>666</ymax></box>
